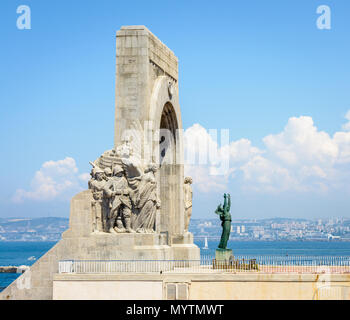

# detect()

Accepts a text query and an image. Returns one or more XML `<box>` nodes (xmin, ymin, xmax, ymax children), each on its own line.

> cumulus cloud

<box><xmin>13</xmin><ymin>114</ymin><xmax>350</xmax><ymax>201</ymax></box>
<box><xmin>333</xmin><ymin>131</ymin><xmax>350</xmax><ymax>164</ymax></box>
<box><xmin>342</xmin><ymin>110</ymin><xmax>350</xmax><ymax>131</ymax></box>
<box><xmin>240</xmin><ymin>155</ymin><xmax>299</xmax><ymax>192</ymax></box>
<box><xmin>184</xmin><ymin>114</ymin><xmax>350</xmax><ymax>195</ymax></box>
<box><xmin>183</xmin><ymin>124</ymin><xmax>262</xmax><ymax>193</ymax></box>
<box><xmin>184</xmin><ymin>124</ymin><xmax>229</xmax><ymax>192</ymax></box>
<box><xmin>12</xmin><ymin>157</ymin><xmax>89</xmax><ymax>203</ymax></box>
<box><xmin>227</xmin><ymin>138</ymin><xmax>263</xmax><ymax>163</ymax></box>
<box><xmin>184</xmin><ymin>165</ymin><xmax>229</xmax><ymax>193</ymax></box>
<box><xmin>263</xmin><ymin>116</ymin><xmax>338</xmax><ymax>166</ymax></box>
<box><xmin>79</xmin><ymin>173</ymin><xmax>91</xmax><ymax>182</ymax></box>
<box><xmin>241</xmin><ymin>116</ymin><xmax>350</xmax><ymax>193</ymax></box>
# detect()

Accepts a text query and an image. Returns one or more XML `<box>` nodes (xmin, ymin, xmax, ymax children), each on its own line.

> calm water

<box><xmin>0</xmin><ymin>241</ymin><xmax>57</xmax><ymax>291</ymax></box>
<box><xmin>1</xmin><ymin>240</ymin><xmax>350</xmax><ymax>291</ymax></box>
<box><xmin>197</xmin><ymin>239</ymin><xmax>350</xmax><ymax>257</ymax></box>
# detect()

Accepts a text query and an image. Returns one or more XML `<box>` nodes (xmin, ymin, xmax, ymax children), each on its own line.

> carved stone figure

<box><xmin>116</xmin><ymin>136</ymin><xmax>133</xmax><ymax>159</ymax></box>
<box><xmin>121</xmin><ymin>156</ymin><xmax>143</xmax><ymax>202</ymax></box>
<box><xmin>103</xmin><ymin>167</ymin><xmax>112</xmax><ymax>180</ymax></box>
<box><xmin>88</xmin><ymin>130</ymin><xmax>163</xmax><ymax>235</ymax></box>
<box><xmin>133</xmin><ymin>164</ymin><xmax>161</xmax><ymax>233</ymax></box>
<box><xmin>184</xmin><ymin>176</ymin><xmax>193</xmax><ymax>232</ymax></box>
<box><xmin>88</xmin><ymin>164</ymin><xmax>107</xmax><ymax>233</ymax></box>
<box><xmin>103</xmin><ymin>165</ymin><xmax>135</xmax><ymax>233</ymax></box>
<box><xmin>215</xmin><ymin>193</ymin><xmax>231</xmax><ymax>250</ymax></box>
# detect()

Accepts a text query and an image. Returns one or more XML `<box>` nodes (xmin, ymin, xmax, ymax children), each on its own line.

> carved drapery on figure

<box><xmin>184</xmin><ymin>176</ymin><xmax>193</xmax><ymax>232</ymax></box>
<box><xmin>88</xmin><ymin>136</ymin><xmax>161</xmax><ymax>234</ymax></box>
<box><xmin>133</xmin><ymin>164</ymin><xmax>161</xmax><ymax>233</ymax></box>
<box><xmin>88</xmin><ymin>163</ymin><xmax>107</xmax><ymax>233</ymax></box>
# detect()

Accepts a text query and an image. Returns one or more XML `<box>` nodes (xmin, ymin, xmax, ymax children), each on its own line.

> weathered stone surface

<box><xmin>0</xmin><ymin>25</ymin><xmax>199</xmax><ymax>300</ymax></box>
<box><xmin>0</xmin><ymin>191</ymin><xmax>174</xmax><ymax>300</ymax></box>
<box><xmin>184</xmin><ymin>176</ymin><xmax>193</xmax><ymax>232</ymax></box>
<box><xmin>52</xmin><ymin>273</ymin><xmax>350</xmax><ymax>300</ymax></box>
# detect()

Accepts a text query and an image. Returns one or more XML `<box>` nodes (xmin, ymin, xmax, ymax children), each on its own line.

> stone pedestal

<box><xmin>61</xmin><ymin>190</ymin><xmax>198</xmax><ymax>261</ymax></box>
<box><xmin>215</xmin><ymin>248</ymin><xmax>233</xmax><ymax>262</ymax></box>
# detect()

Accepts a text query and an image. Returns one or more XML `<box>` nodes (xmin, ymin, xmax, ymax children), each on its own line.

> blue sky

<box><xmin>1</xmin><ymin>0</ymin><xmax>350</xmax><ymax>219</ymax></box>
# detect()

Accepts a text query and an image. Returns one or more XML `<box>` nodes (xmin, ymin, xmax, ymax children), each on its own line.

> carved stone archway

<box><xmin>149</xmin><ymin>76</ymin><xmax>184</xmax><ymax>240</ymax></box>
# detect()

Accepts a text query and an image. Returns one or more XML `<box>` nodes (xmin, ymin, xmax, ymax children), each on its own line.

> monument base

<box><xmin>215</xmin><ymin>248</ymin><xmax>233</xmax><ymax>262</ymax></box>
<box><xmin>0</xmin><ymin>190</ymin><xmax>200</xmax><ymax>300</ymax></box>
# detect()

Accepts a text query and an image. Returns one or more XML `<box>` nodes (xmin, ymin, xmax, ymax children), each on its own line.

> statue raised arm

<box><xmin>223</xmin><ymin>193</ymin><xmax>227</xmax><ymax>210</ymax></box>
<box><xmin>215</xmin><ymin>193</ymin><xmax>232</xmax><ymax>250</ymax></box>
<box><xmin>226</xmin><ymin>194</ymin><xmax>231</xmax><ymax>212</ymax></box>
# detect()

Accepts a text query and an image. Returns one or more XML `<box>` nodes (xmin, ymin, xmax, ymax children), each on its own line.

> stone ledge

<box><xmin>53</xmin><ymin>272</ymin><xmax>350</xmax><ymax>282</ymax></box>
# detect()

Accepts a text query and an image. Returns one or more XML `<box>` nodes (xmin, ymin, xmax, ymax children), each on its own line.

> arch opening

<box><xmin>158</xmin><ymin>102</ymin><xmax>180</xmax><ymax>235</ymax></box>
<box><xmin>159</xmin><ymin>102</ymin><xmax>178</xmax><ymax>165</ymax></box>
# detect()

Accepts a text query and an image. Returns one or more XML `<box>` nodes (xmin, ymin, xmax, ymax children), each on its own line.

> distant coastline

<box><xmin>0</xmin><ymin>216</ymin><xmax>349</xmax><ymax>242</ymax></box>
<box><xmin>1</xmin><ymin>238</ymin><xmax>349</xmax><ymax>242</ymax></box>
<box><xmin>194</xmin><ymin>237</ymin><xmax>350</xmax><ymax>242</ymax></box>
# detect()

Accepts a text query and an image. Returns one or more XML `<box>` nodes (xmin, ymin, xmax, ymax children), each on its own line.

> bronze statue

<box><xmin>215</xmin><ymin>193</ymin><xmax>231</xmax><ymax>250</ymax></box>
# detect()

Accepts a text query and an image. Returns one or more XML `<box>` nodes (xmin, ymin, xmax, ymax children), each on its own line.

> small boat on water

<box><xmin>202</xmin><ymin>237</ymin><xmax>208</xmax><ymax>250</ymax></box>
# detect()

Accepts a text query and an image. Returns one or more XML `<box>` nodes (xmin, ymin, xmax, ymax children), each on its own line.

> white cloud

<box><xmin>333</xmin><ymin>131</ymin><xmax>350</xmax><ymax>164</ymax></box>
<box><xmin>184</xmin><ymin>124</ymin><xmax>229</xmax><ymax>192</ymax></box>
<box><xmin>221</xmin><ymin>138</ymin><xmax>263</xmax><ymax>163</ymax></box>
<box><xmin>14</xmin><ymin>114</ymin><xmax>350</xmax><ymax>202</ymax></box>
<box><xmin>12</xmin><ymin>157</ymin><xmax>89</xmax><ymax>203</ymax></box>
<box><xmin>184</xmin><ymin>123</ymin><xmax>223</xmax><ymax>166</ymax></box>
<box><xmin>184</xmin><ymin>165</ymin><xmax>228</xmax><ymax>193</ymax></box>
<box><xmin>183</xmin><ymin>124</ymin><xmax>262</xmax><ymax>193</ymax></box>
<box><xmin>184</xmin><ymin>114</ymin><xmax>350</xmax><ymax>195</ymax></box>
<box><xmin>240</xmin><ymin>155</ymin><xmax>299</xmax><ymax>193</ymax></box>
<box><xmin>342</xmin><ymin>110</ymin><xmax>350</xmax><ymax>131</ymax></box>
<box><xmin>241</xmin><ymin>116</ymin><xmax>350</xmax><ymax>193</ymax></box>
<box><xmin>79</xmin><ymin>173</ymin><xmax>91</xmax><ymax>182</ymax></box>
<box><xmin>263</xmin><ymin>116</ymin><xmax>338</xmax><ymax>166</ymax></box>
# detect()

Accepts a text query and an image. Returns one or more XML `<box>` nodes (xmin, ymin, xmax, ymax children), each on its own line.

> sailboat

<box><xmin>202</xmin><ymin>237</ymin><xmax>208</xmax><ymax>250</ymax></box>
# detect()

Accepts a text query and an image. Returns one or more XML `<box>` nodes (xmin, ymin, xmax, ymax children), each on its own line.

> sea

<box><xmin>1</xmin><ymin>239</ymin><xmax>350</xmax><ymax>291</ymax></box>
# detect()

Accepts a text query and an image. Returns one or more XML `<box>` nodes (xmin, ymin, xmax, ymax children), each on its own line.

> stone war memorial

<box><xmin>3</xmin><ymin>26</ymin><xmax>350</xmax><ymax>301</ymax></box>
<box><xmin>0</xmin><ymin>25</ymin><xmax>199</xmax><ymax>300</ymax></box>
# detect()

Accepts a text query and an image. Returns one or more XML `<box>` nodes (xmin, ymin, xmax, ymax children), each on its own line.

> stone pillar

<box><xmin>115</xmin><ymin>26</ymin><xmax>186</xmax><ymax>243</ymax></box>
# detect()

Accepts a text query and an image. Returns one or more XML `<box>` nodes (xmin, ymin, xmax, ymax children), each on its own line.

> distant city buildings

<box><xmin>1</xmin><ymin>216</ymin><xmax>350</xmax><ymax>242</ymax></box>
<box><xmin>0</xmin><ymin>218</ymin><xmax>68</xmax><ymax>241</ymax></box>
<box><xmin>189</xmin><ymin>217</ymin><xmax>350</xmax><ymax>241</ymax></box>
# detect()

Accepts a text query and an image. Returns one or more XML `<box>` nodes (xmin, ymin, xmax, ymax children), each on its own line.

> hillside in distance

<box><xmin>0</xmin><ymin>217</ymin><xmax>69</xmax><ymax>241</ymax></box>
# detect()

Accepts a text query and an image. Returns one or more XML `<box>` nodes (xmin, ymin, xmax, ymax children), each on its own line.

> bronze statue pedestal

<box><xmin>215</xmin><ymin>248</ymin><xmax>233</xmax><ymax>262</ymax></box>
<box><xmin>213</xmin><ymin>248</ymin><xmax>233</xmax><ymax>270</ymax></box>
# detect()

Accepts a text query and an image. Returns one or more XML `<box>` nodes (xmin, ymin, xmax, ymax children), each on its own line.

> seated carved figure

<box><xmin>103</xmin><ymin>165</ymin><xmax>135</xmax><ymax>233</ymax></box>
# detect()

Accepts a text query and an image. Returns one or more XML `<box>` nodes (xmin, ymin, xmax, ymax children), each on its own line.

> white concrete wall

<box><xmin>189</xmin><ymin>281</ymin><xmax>350</xmax><ymax>300</ymax></box>
<box><xmin>52</xmin><ymin>273</ymin><xmax>350</xmax><ymax>300</ymax></box>
<box><xmin>53</xmin><ymin>280</ymin><xmax>163</xmax><ymax>300</ymax></box>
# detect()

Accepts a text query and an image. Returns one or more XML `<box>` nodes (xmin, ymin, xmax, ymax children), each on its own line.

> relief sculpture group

<box><xmin>88</xmin><ymin>137</ymin><xmax>192</xmax><ymax>234</ymax></box>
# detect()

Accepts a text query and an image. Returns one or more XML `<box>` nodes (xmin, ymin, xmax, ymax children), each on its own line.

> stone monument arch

<box><xmin>0</xmin><ymin>25</ymin><xmax>199</xmax><ymax>300</ymax></box>
<box><xmin>114</xmin><ymin>26</ymin><xmax>187</xmax><ymax>243</ymax></box>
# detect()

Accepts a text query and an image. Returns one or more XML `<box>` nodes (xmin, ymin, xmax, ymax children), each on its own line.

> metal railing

<box><xmin>58</xmin><ymin>255</ymin><xmax>350</xmax><ymax>274</ymax></box>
